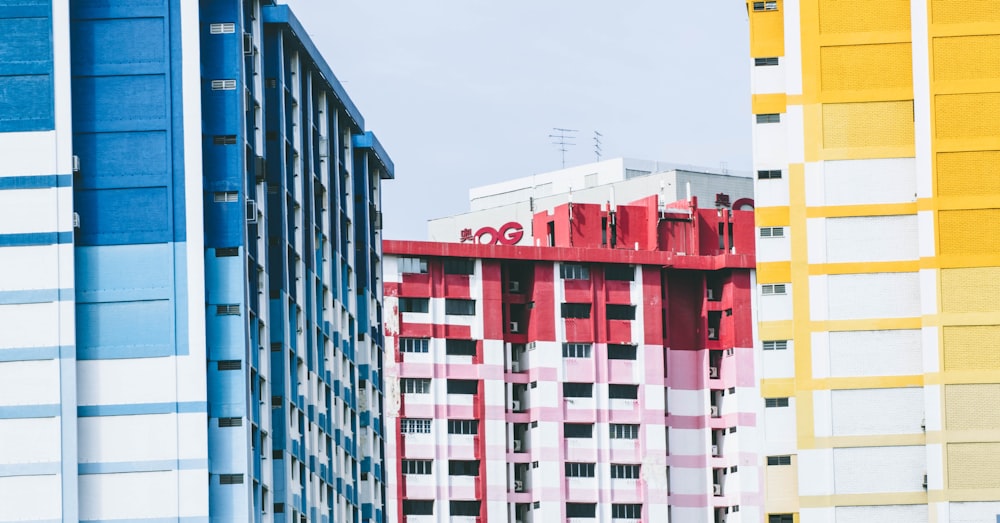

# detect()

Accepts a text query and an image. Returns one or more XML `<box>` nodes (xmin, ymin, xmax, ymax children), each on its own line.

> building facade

<box><xmin>747</xmin><ymin>1</ymin><xmax>1000</xmax><ymax>522</ymax></box>
<box><xmin>0</xmin><ymin>2</ymin><xmax>389</xmax><ymax>522</ymax></box>
<box><xmin>383</xmin><ymin>194</ymin><xmax>760</xmax><ymax>523</ymax></box>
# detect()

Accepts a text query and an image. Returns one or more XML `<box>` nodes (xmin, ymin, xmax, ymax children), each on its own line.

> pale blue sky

<box><xmin>283</xmin><ymin>1</ymin><xmax>752</xmax><ymax>240</ymax></box>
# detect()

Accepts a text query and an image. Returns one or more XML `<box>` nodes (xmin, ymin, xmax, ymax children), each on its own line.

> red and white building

<box><xmin>383</xmin><ymin>187</ymin><xmax>760</xmax><ymax>523</ymax></box>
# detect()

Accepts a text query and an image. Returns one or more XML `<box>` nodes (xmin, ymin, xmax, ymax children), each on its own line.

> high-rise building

<box><xmin>382</xmin><ymin>188</ymin><xmax>759</xmax><ymax>523</ymax></box>
<box><xmin>746</xmin><ymin>1</ymin><xmax>1000</xmax><ymax>522</ymax></box>
<box><xmin>0</xmin><ymin>2</ymin><xmax>390</xmax><ymax>522</ymax></box>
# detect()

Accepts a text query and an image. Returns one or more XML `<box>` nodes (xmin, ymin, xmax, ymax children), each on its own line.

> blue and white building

<box><xmin>0</xmin><ymin>2</ymin><xmax>391</xmax><ymax>522</ymax></box>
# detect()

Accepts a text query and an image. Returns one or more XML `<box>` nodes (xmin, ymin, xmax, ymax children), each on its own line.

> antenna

<box><xmin>593</xmin><ymin>131</ymin><xmax>603</xmax><ymax>162</ymax></box>
<box><xmin>549</xmin><ymin>127</ymin><xmax>578</xmax><ymax>169</ymax></box>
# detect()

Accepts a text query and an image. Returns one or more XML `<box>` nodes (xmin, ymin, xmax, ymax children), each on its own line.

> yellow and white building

<box><xmin>747</xmin><ymin>1</ymin><xmax>1000</xmax><ymax>522</ymax></box>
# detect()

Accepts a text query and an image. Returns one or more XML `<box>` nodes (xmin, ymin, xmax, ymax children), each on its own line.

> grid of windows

<box><xmin>606</xmin><ymin>304</ymin><xmax>636</xmax><ymax>320</ymax></box>
<box><xmin>403</xmin><ymin>500</ymin><xmax>434</xmax><ymax>515</ymax></box>
<box><xmin>607</xmin><ymin>344</ymin><xmax>637</xmax><ymax>360</ymax></box>
<box><xmin>612</xmin><ymin>504</ymin><xmax>642</xmax><ymax>519</ymax></box>
<box><xmin>563</xmin><ymin>343</ymin><xmax>592</xmax><ymax>358</ymax></box>
<box><xmin>609</xmin><ymin>384</ymin><xmax>639</xmax><ymax>400</ymax></box>
<box><xmin>399</xmin><ymin>338</ymin><xmax>429</xmax><ymax>353</ymax></box>
<box><xmin>445</xmin><ymin>339</ymin><xmax>477</xmax><ymax>356</ymax></box>
<box><xmin>756</xmin><ymin>113</ymin><xmax>780</xmax><ymax>123</ymax></box>
<box><xmin>446</xmin><ymin>379</ymin><xmax>478</xmax><ymax>395</ymax></box>
<box><xmin>444</xmin><ymin>298</ymin><xmax>475</xmax><ymax>315</ymax></box>
<box><xmin>757</xmin><ymin>169</ymin><xmax>782</xmax><ymax>179</ymax></box>
<box><xmin>605</xmin><ymin>265</ymin><xmax>634</xmax><ymax>281</ymax></box>
<box><xmin>448</xmin><ymin>460</ymin><xmax>479</xmax><ymax>476</ymax></box>
<box><xmin>564</xmin><ymin>423</ymin><xmax>594</xmax><ymax>438</ymax></box>
<box><xmin>560</xmin><ymin>263</ymin><xmax>590</xmax><ymax>280</ymax></box>
<box><xmin>761</xmin><ymin>284</ymin><xmax>787</xmax><ymax>295</ymax></box>
<box><xmin>566</xmin><ymin>503</ymin><xmax>597</xmax><ymax>518</ymax></box>
<box><xmin>398</xmin><ymin>257</ymin><xmax>428</xmax><ymax>274</ymax></box>
<box><xmin>611</xmin><ymin>464</ymin><xmax>641</xmax><ymax>479</ymax></box>
<box><xmin>610</xmin><ymin>423</ymin><xmax>639</xmax><ymax>439</ymax></box>
<box><xmin>400</xmin><ymin>418</ymin><xmax>432</xmax><ymax>434</ymax></box>
<box><xmin>400</xmin><ymin>378</ymin><xmax>431</xmax><ymax>394</ymax></box>
<box><xmin>767</xmin><ymin>456</ymin><xmax>792</xmax><ymax>466</ymax></box>
<box><xmin>765</xmin><ymin>397</ymin><xmax>790</xmax><ymax>408</ymax></box>
<box><xmin>759</xmin><ymin>227</ymin><xmax>785</xmax><ymax>238</ymax></box>
<box><xmin>443</xmin><ymin>258</ymin><xmax>475</xmax><ymax>275</ymax></box>
<box><xmin>561</xmin><ymin>303</ymin><xmax>592</xmax><ymax>319</ymax></box>
<box><xmin>565</xmin><ymin>462</ymin><xmax>596</xmax><ymax>477</ymax></box>
<box><xmin>399</xmin><ymin>297</ymin><xmax>429</xmax><ymax>313</ymax></box>
<box><xmin>763</xmin><ymin>340</ymin><xmax>788</xmax><ymax>350</ymax></box>
<box><xmin>447</xmin><ymin>419</ymin><xmax>479</xmax><ymax>435</ymax></box>
<box><xmin>754</xmin><ymin>57</ymin><xmax>779</xmax><ymax>66</ymax></box>
<box><xmin>563</xmin><ymin>382</ymin><xmax>593</xmax><ymax>398</ymax></box>
<box><xmin>401</xmin><ymin>459</ymin><xmax>432</xmax><ymax>475</ymax></box>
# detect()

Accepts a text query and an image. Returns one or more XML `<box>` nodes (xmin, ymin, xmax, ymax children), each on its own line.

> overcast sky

<box><xmin>282</xmin><ymin>1</ymin><xmax>753</xmax><ymax>240</ymax></box>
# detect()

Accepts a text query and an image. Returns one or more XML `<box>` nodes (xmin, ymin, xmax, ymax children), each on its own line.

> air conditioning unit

<box><xmin>510</xmin><ymin>321</ymin><xmax>520</xmax><ymax>333</ymax></box>
<box><xmin>509</xmin><ymin>280</ymin><xmax>521</xmax><ymax>293</ymax></box>
<box><xmin>73</xmin><ymin>212</ymin><xmax>80</xmax><ymax>229</ymax></box>
<box><xmin>922</xmin><ymin>474</ymin><xmax>928</xmax><ymax>489</ymax></box>
<box><xmin>514</xmin><ymin>480</ymin><xmax>525</xmax><ymax>492</ymax></box>
<box><xmin>246</xmin><ymin>199</ymin><xmax>258</xmax><ymax>224</ymax></box>
<box><xmin>711</xmin><ymin>444</ymin><xmax>720</xmax><ymax>456</ymax></box>
<box><xmin>243</xmin><ymin>32</ymin><xmax>254</xmax><ymax>54</ymax></box>
<box><xmin>373</xmin><ymin>211</ymin><xmax>383</xmax><ymax>231</ymax></box>
<box><xmin>707</xmin><ymin>289</ymin><xmax>715</xmax><ymax>300</ymax></box>
<box><xmin>526</xmin><ymin>341</ymin><xmax>537</xmax><ymax>351</ymax></box>
<box><xmin>512</xmin><ymin>400</ymin><xmax>521</xmax><ymax>412</ymax></box>
<box><xmin>713</xmin><ymin>483</ymin><xmax>722</xmax><ymax>496</ymax></box>
<box><xmin>709</xmin><ymin>366</ymin><xmax>719</xmax><ymax>379</ymax></box>
<box><xmin>72</xmin><ymin>155</ymin><xmax>81</xmax><ymax>174</ymax></box>
<box><xmin>511</xmin><ymin>361</ymin><xmax>521</xmax><ymax>373</ymax></box>
<box><xmin>319</xmin><ymin>137</ymin><xmax>329</xmax><ymax>158</ymax></box>
<box><xmin>708</xmin><ymin>327</ymin><xmax>717</xmax><ymax>339</ymax></box>
<box><xmin>255</xmin><ymin>155</ymin><xmax>266</xmax><ymax>181</ymax></box>
<box><xmin>710</xmin><ymin>405</ymin><xmax>719</xmax><ymax>418</ymax></box>
<box><xmin>513</xmin><ymin>440</ymin><xmax>522</xmax><ymax>452</ymax></box>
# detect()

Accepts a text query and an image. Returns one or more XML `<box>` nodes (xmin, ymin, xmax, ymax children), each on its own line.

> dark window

<box><xmin>445</xmin><ymin>299</ymin><xmax>475</xmax><ymax>315</ymax></box>
<box><xmin>565</xmin><ymin>462</ymin><xmax>596</xmax><ymax>477</ymax></box>
<box><xmin>767</xmin><ymin>456</ymin><xmax>792</xmax><ymax>466</ymax></box>
<box><xmin>560</xmin><ymin>263</ymin><xmax>589</xmax><ymax>280</ymax></box>
<box><xmin>450</xmin><ymin>501</ymin><xmax>481</xmax><ymax>517</ymax></box>
<box><xmin>607</xmin><ymin>344</ymin><xmax>637</xmax><ymax>360</ymax></box>
<box><xmin>402</xmin><ymin>500</ymin><xmax>434</xmax><ymax>516</ymax></box>
<box><xmin>399</xmin><ymin>298</ymin><xmax>429</xmax><ymax>313</ymax></box>
<box><xmin>447</xmin><ymin>419</ymin><xmax>479</xmax><ymax>435</ymax></box>
<box><xmin>448</xmin><ymin>460</ymin><xmax>480</xmax><ymax>476</ymax></box>
<box><xmin>219</xmin><ymin>474</ymin><xmax>244</xmax><ymax>485</ymax></box>
<box><xmin>561</xmin><ymin>303</ymin><xmax>592</xmax><ymax>319</ymax></box>
<box><xmin>399</xmin><ymin>338</ymin><xmax>430</xmax><ymax>353</ymax></box>
<box><xmin>562</xmin><ymin>343</ymin><xmax>592</xmax><ymax>358</ymax></box>
<box><xmin>565</xmin><ymin>503</ymin><xmax>596</xmax><ymax>518</ymax></box>
<box><xmin>216</xmin><ymin>247</ymin><xmax>239</xmax><ymax>257</ymax></box>
<box><xmin>218</xmin><ymin>417</ymin><xmax>242</xmax><ymax>428</ymax></box>
<box><xmin>609</xmin><ymin>384</ymin><xmax>639</xmax><ymax>400</ymax></box>
<box><xmin>217</xmin><ymin>360</ymin><xmax>242</xmax><ymax>371</ymax></box>
<box><xmin>757</xmin><ymin>113</ymin><xmax>780</xmax><ymax>124</ymax></box>
<box><xmin>444</xmin><ymin>258</ymin><xmax>475</xmax><ymax>275</ymax></box>
<box><xmin>401</xmin><ymin>459</ymin><xmax>432</xmax><ymax>475</ymax></box>
<box><xmin>769</xmin><ymin>515</ymin><xmax>794</xmax><ymax>523</ymax></box>
<box><xmin>564</xmin><ymin>423</ymin><xmax>594</xmax><ymax>438</ymax></box>
<box><xmin>445</xmin><ymin>339</ymin><xmax>477</xmax><ymax>356</ymax></box>
<box><xmin>611</xmin><ymin>464</ymin><xmax>641</xmax><ymax>479</ymax></box>
<box><xmin>612</xmin><ymin>504</ymin><xmax>642</xmax><ymax>519</ymax></box>
<box><xmin>610</xmin><ymin>423</ymin><xmax>639</xmax><ymax>439</ymax></box>
<box><xmin>606</xmin><ymin>304</ymin><xmax>636</xmax><ymax>320</ymax></box>
<box><xmin>398</xmin><ymin>257</ymin><xmax>428</xmax><ymax>274</ymax></box>
<box><xmin>447</xmin><ymin>379</ymin><xmax>478</xmax><ymax>395</ymax></box>
<box><xmin>754</xmin><ymin>57</ymin><xmax>779</xmax><ymax>66</ymax></box>
<box><xmin>605</xmin><ymin>265</ymin><xmax>634</xmax><ymax>281</ymax></box>
<box><xmin>757</xmin><ymin>169</ymin><xmax>782</xmax><ymax>179</ymax></box>
<box><xmin>563</xmin><ymin>382</ymin><xmax>593</xmax><ymax>398</ymax></box>
<box><xmin>765</xmin><ymin>397</ymin><xmax>789</xmax><ymax>408</ymax></box>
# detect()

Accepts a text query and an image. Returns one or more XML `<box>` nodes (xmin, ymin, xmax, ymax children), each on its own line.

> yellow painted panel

<box><xmin>938</xmin><ymin>151</ymin><xmax>1000</xmax><ymax>197</ymax></box>
<box><xmin>758</xmin><ymin>262</ymin><xmax>792</xmax><ymax>284</ymax></box>
<box><xmin>822</xmin><ymin>101</ymin><xmax>915</xmax><ymax>149</ymax></box>
<box><xmin>944</xmin><ymin>325</ymin><xmax>1000</xmax><ymax>371</ymax></box>
<box><xmin>765</xmin><ymin>456</ymin><xmax>799</xmax><ymax>511</ymax></box>
<box><xmin>934</xmin><ymin>36</ymin><xmax>1000</xmax><ymax>82</ymax></box>
<box><xmin>818</xmin><ymin>0</ymin><xmax>910</xmax><ymax>34</ymax></box>
<box><xmin>820</xmin><ymin>43</ymin><xmax>912</xmax><ymax>92</ymax></box>
<box><xmin>946</xmin><ymin>384</ymin><xmax>1000</xmax><ymax>430</ymax></box>
<box><xmin>948</xmin><ymin>442</ymin><xmax>1000</xmax><ymax>488</ymax></box>
<box><xmin>939</xmin><ymin>209</ymin><xmax>1000</xmax><ymax>256</ymax></box>
<box><xmin>940</xmin><ymin>267</ymin><xmax>1000</xmax><ymax>313</ymax></box>
<box><xmin>931</xmin><ymin>0</ymin><xmax>1000</xmax><ymax>25</ymax></box>
<box><xmin>756</xmin><ymin>206</ymin><xmax>790</xmax><ymax>226</ymax></box>
<box><xmin>936</xmin><ymin>93</ymin><xmax>1000</xmax><ymax>139</ymax></box>
<box><xmin>749</xmin><ymin>2</ymin><xmax>785</xmax><ymax>58</ymax></box>
<box><xmin>753</xmin><ymin>93</ymin><xmax>788</xmax><ymax>115</ymax></box>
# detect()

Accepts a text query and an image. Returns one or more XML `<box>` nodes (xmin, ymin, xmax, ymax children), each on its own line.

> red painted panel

<box><xmin>398</xmin><ymin>323</ymin><xmax>473</xmax><ymax>340</ymax></box>
<box><xmin>604</xmin><ymin>280</ymin><xmax>631</xmax><ymax>304</ymax></box>
<box><xmin>564</xmin><ymin>318</ymin><xmax>594</xmax><ymax>343</ymax></box>
<box><xmin>732</xmin><ymin>209</ymin><xmax>756</xmax><ymax>255</ymax></box>
<box><xmin>730</xmin><ymin>271</ymin><xmax>754</xmax><ymax>347</ymax></box>
<box><xmin>400</xmin><ymin>272</ymin><xmax>432</xmax><ymax>298</ymax></box>
<box><xmin>607</xmin><ymin>320</ymin><xmax>633</xmax><ymax>343</ymax></box>
<box><xmin>481</xmin><ymin>261</ymin><xmax>504</xmax><ymax>341</ymax></box>
<box><xmin>641</xmin><ymin>267</ymin><xmax>664</xmax><ymax>345</ymax></box>
<box><xmin>442</xmin><ymin>274</ymin><xmax>472</xmax><ymax>298</ymax></box>
<box><xmin>529</xmin><ymin>262</ymin><xmax>556</xmax><ymax>342</ymax></box>
<box><xmin>563</xmin><ymin>278</ymin><xmax>592</xmax><ymax>304</ymax></box>
<box><xmin>666</xmin><ymin>271</ymin><xmax>704</xmax><ymax>350</ymax></box>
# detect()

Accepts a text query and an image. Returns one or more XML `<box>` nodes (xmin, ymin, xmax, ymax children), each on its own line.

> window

<box><xmin>767</xmin><ymin>455</ymin><xmax>792</xmax><ymax>466</ymax></box>
<box><xmin>399</xmin><ymin>298</ymin><xmax>429</xmax><ymax>313</ymax></box>
<box><xmin>563</xmin><ymin>382</ymin><xmax>593</xmax><ymax>398</ymax></box>
<box><xmin>400</xmin><ymin>338</ymin><xmax>429</xmax><ymax>353</ymax></box>
<box><xmin>400</xmin><ymin>378</ymin><xmax>431</xmax><ymax>394</ymax></box>
<box><xmin>609</xmin><ymin>384</ymin><xmax>639</xmax><ymax>400</ymax></box>
<box><xmin>612</xmin><ymin>504</ymin><xmax>642</xmax><ymax>519</ymax></box>
<box><xmin>611</xmin><ymin>464</ymin><xmax>641</xmax><ymax>479</ymax></box>
<box><xmin>765</xmin><ymin>397</ymin><xmax>790</xmax><ymax>408</ymax></box>
<box><xmin>564</xmin><ymin>423</ymin><xmax>594</xmax><ymax>438</ymax></box>
<box><xmin>450</xmin><ymin>501</ymin><xmax>481</xmax><ymax>517</ymax></box>
<box><xmin>445</xmin><ymin>339</ymin><xmax>477</xmax><ymax>356</ymax></box>
<box><xmin>216</xmin><ymin>304</ymin><xmax>240</xmax><ymax>315</ymax></box>
<box><xmin>565</xmin><ymin>462</ymin><xmax>596</xmax><ymax>477</ymax></box>
<box><xmin>756</xmin><ymin>113</ymin><xmax>780</xmax><ymax>123</ymax></box>
<box><xmin>213</xmin><ymin>191</ymin><xmax>239</xmax><ymax>202</ymax></box>
<box><xmin>754</xmin><ymin>57</ymin><xmax>779</xmax><ymax>66</ymax></box>
<box><xmin>566</xmin><ymin>503</ymin><xmax>596</xmax><ymax>518</ymax></box>
<box><xmin>763</xmin><ymin>340</ymin><xmax>788</xmax><ymax>351</ymax></box>
<box><xmin>757</xmin><ymin>169</ymin><xmax>782</xmax><ymax>179</ymax></box>
<box><xmin>401</xmin><ymin>459</ymin><xmax>432</xmax><ymax>475</ymax></box>
<box><xmin>759</xmin><ymin>227</ymin><xmax>785</xmax><ymax>238</ymax></box>
<box><xmin>606</xmin><ymin>304</ymin><xmax>636</xmax><ymax>320</ymax></box>
<box><xmin>402</xmin><ymin>500</ymin><xmax>434</xmax><ymax>516</ymax></box>
<box><xmin>607</xmin><ymin>344</ymin><xmax>637</xmax><ymax>360</ymax></box>
<box><xmin>769</xmin><ymin>515</ymin><xmax>793</xmax><ymax>523</ymax></box>
<box><xmin>761</xmin><ymin>284</ymin><xmax>787</xmax><ymax>295</ymax></box>
<box><xmin>400</xmin><ymin>418</ymin><xmax>431</xmax><ymax>434</ymax></box>
<box><xmin>445</xmin><ymin>299</ymin><xmax>475</xmax><ymax>316</ymax></box>
<box><xmin>447</xmin><ymin>379</ymin><xmax>478</xmax><ymax>395</ymax></box>
<box><xmin>399</xmin><ymin>257</ymin><xmax>428</xmax><ymax>274</ymax></box>
<box><xmin>444</xmin><ymin>258</ymin><xmax>475</xmax><ymax>275</ymax></box>
<box><xmin>610</xmin><ymin>423</ymin><xmax>639</xmax><ymax>439</ymax></box>
<box><xmin>447</xmin><ymin>419</ymin><xmax>479</xmax><ymax>435</ymax></box>
<box><xmin>753</xmin><ymin>1</ymin><xmax>778</xmax><ymax>11</ymax></box>
<box><xmin>448</xmin><ymin>460</ymin><xmax>480</xmax><ymax>476</ymax></box>
<box><xmin>563</xmin><ymin>343</ymin><xmax>592</xmax><ymax>358</ymax></box>
<box><xmin>560</xmin><ymin>263</ymin><xmax>590</xmax><ymax>280</ymax></box>
<box><xmin>605</xmin><ymin>265</ymin><xmax>634</xmax><ymax>281</ymax></box>
<box><xmin>561</xmin><ymin>303</ymin><xmax>592</xmax><ymax>319</ymax></box>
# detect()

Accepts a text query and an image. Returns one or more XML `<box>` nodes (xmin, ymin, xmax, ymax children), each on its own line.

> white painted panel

<box><xmin>918</xmin><ymin>210</ymin><xmax>936</xmax><ymax>258</ymax></box>
<box><xmin>79</xmin><ymin>471</ymin><xmax>179</xmax><ymax>520</ymax></box>
<box><xmin>798</xmin><ymin>449</ymin><xmax>835</xmax><ymax>497</ymax></box>
<box><xmin>814</xmin><ymin>390</ymin><xmax>832</xmax><ymax>438</ymax></box>
<box><xmin>828</xmin><ymin>329</ymin><xmax>923</xmax><ymax>377</ymax></box>
<box><xmin>0</xmin><ymin>302</ymin><xmax>60</xmax><ymax>348</ymax></box>
<box><xmin>668</xmin><ymin>389</ymin><xmax>705</xmax><ymax>417</ymax></box>
<box><xmin>0</xmin><ymin>360</ymin><xmax>60</xmax><ymax>405</ymax></box>
<box><xmin>0</xmin><ymin>417</ymin><xmax>60</xmax><ymax>464</ymax></box>
<box><xmin>752</xmin><ymin>61</ymin><xmax>786</xmax><ymax>94</ymax></box>
<box><xmin>176</xmin><ymin>413</ymin><xmax>208</xmax><ymax>461</ymax></box>
<box><xmin>785</xmin><ymin>105</ymin><xmax>805</xmax><ymax>164</ymax></box>
<box><xmin>755</xmin><ymin>179</ymin><xmax>789</xmax><ymax>207</ymax></box>
<box><xmin>0</xmin><ymin>132</ymin><xmax>57</xmax><ymax>177</ymax></box>
<box><xmin>78</xmin><ymin>414</ymin><xmax>178</xmax><ymax>464</ymax></box>
<box><xmin>826</xmin><ymin>215</ymin><xmax>919</xmax><ymax>263</ymax></box>
<box><xmin>827</xmin><ymin>272</ymin><xmax>921</xmax><ymax>320</ymax></box>
<box><xmin>949</xmin><ymin>502</ymin><xmax>1000</xmax><ymax>523</ymax></box>
<box><xmin>669</xmin><ymin>466</ymin><xmax>708</xmax><ymax>495</ymax></box>
<box><xmin>836</xmin><ymin>505</ymin><xmax>928</xmax><ymax>523</ymax></box>
<box><xmin>823</xmin><ymin>158</ymin><xmax>917</xmax><ymax>206</ymax></box>
<box><xmin>77</xmin><ymin>357</ymin><xmax>177</xmax><ymax>405</ymax></box>
<box><xmin>807</xmin><ymin>217</ymin><xmax>827</xmax><ymax>264</ymax></box>
<box><xmin>833</xmin><ymin>446</ymin><xmax>925</xmax><ymax>494</ymax></box>
<box><xmin>0</xmin><ymin>189</ymin><xmax>61</xmax><ymax>234</ymax></box>
<box><xmin>832</xmin><ymin>388</ymin><xmax>924</xmax><ymax>436</ymax></box>
<box><xmin>0</xmin><ymin>474</ymin><xmax>62</xmax><ymax>520</ymax></box>
<box><xmin>762</xmin><ymin>343</ymin><xmax>794</xmax><ymax>379</ymax></box>
<box><xmin>0</xmin><ymin>246</ymin><xmax>59</xmax><ymax>291</ymax></box>
<box><xmin>757</xmin><ymin>235</ymin><xmax>791</xmax><ymax>262</ymax></box>
<box><xmin>753</xmin><ymin>119</ymin><xmax>788</xmax><ymax>168</ymax></box>
<box><xmin>668</xmin><ymin>428</ymin><xmax>707</xmax><ymax>457</ymax></box>
<box><xmin>801</xmin><ymin>508</ymin><xmax>835</xmax><ymax>523</ymax></box>
<box><xmin>764</xmin><ymin>400</ymin><xmax>797</xmax><ymax>455</ymax></box>
<box><xmin>783</xmin><ymin>0</ymin><xmax>802</xmax><ymax>95</ymax></box>
<box><xmin>758</xmin><ymin>293</ymin><xmax>793</xmax><ymax>322</ymax></box>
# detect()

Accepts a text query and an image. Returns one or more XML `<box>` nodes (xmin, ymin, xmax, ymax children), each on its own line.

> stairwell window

<box><xmin>611</xmin><ymin>464</ymin><xmax>641</xmax><ymax>479</ymax></box>
<box><xmin>756</xmin><ymin>113</ymin><xmax>781</xmax><ymax>124</ymax></box>
<box><xmin>447</xmin><ymin>419</ymin><xmax>479</xmax><ymax>435</ymax></box>
<box><xmin>762</xmin><ymin>340</ymin><xmax>788</xmax><ymax>351</ymax></box>
<box><xmin>401</xmin><ymin>459</ymin><xmax>432</xmax><ymax>475</ymax></box>
<box><xmin>565</xmin><ymin>462</ymin><xmax>596</xmax><ymax>477</ymax></box>
<box><xmin>563</xmin><ymin>343</ymin><xmax>592</xmax><ymax>358</ymax></box>
<box><xmin>761</xmin><ymin>284</ymin><xmax>787</xmax><ymax>295</ymax></box>
<box><xmin>765</xmin><ymin>397</ymin><xmax>790</xmax><ymax>408</ymax></box>
<box><xmin>767</xmin><ymin>455</ymin><xmax>792</xmax><ymax>466</ymax></box>
<box><xmin>400</xmin><ymin>418</ymin><xmax>431</xmax><ymax>434</ymax></box>
<box><xmin>754</xmin><ymin>57</ymin><xmax>779</xmax><ymax>66</ymax></box>
<box><xmin>400</xmin><ymin>378</ymin><xmax>431</xmax><ymax>394</ymax></box>
<box><xmin>759</xmin><ymin>227</ymin><xmax>784</xmax><ymax>238</ymax></box>
<box><xmin>610</xmin><ymin>423</ymin><xmax>640</xmax><ymax>439</ymax></box>
<box><xmin>757</xmin><ymin>169</ymin><xmax>782</xmax><ymax>179</ymax></box>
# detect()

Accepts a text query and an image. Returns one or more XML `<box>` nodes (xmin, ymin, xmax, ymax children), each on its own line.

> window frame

<box><xmin>565</xmin><ymin>462</ymin><xmax>597</xmax><ymax>477</ymax></box>
<box><xmin>759</xmin><ymin>226</ymin><xmax>785</xmax><ymax>238</ymax></box>
<box><xmin>399</xmin><ymin>337</ymin><xmax>430</xmax><ymax>353</ymax></box>
<box><xmin>561</xmin><ymin>303</ymin><xmax>592</xmax><ymax>319</ymax></box>
<box><xmin>398</xmin><ymin>297</ymin><xmax>430</xmax><ymax>313</ymax></box>
<box><xmin>608</xmin><ymin>384</ymin><xmax>640</xmax><ymax>400</ymax></box>
<box><xmin>401</xmin><ymin>459</ymin><xmax>433</xmax><ymax>475</ymax></box>
<box><xmin>402</xmin><ymin>500</ymin><xmax>434</xmax><ymax>516</ymax></box>
<box><xmin>565</xmin><ymin>503</ymin><xmax>597</xmax><ymax>518</ymax></box>
<box><xmin>400</xmin><ymin>418</ymin><xmax>432</xmax><ymax>434</ymax></box>
<box><xmin>604</xmin><ymin>265</ymin><xmax>635</xmax><ymax>281</ymax></box>
<box><xmin>611</xmin><ymin>464</ymin><xmax>641</xmax><ymax>479</ymax></box>
<box><xmin>610</xmin><ymin>423</ymin><xmax>640</xmax><ymax>439</ymax></box>
<box><xmin>445</xmin><ymin>339</ymin><xmax>478</xmax><ymax>357</ymax></box>
<box><xmin>449</xmin><ymin>501</ymin><xmax>481</xmax><ymax>517</ymax></box>
<box><xmin>446</xmin><ymin>379</ymin><xmax>479</xmax><ymax>395</ymax></box>
<box><xmin>562</xmin><ymin>342</ymin><xmax>592</xmax><ymax>358</ymax></box>
<box><xmin>560</xmin><ymin>263</ymin><xmax>590</xmax><ymax>280</ymax></box>
<box><xmin>756</xmin><ymin>113</ymin><xmax>781</xmax><ymax>124</ymax></box>
<box><xmin>400</xmin><ymin>377</ymin><xmax>431</xmax><ymax>394</ymax></box>
<box><xmin>447</xmin><ymin>419</ymin><xmax>479</xmax><ymax>435</ymax></box>
<box><xmin>444</xmin><ymin>298</ymin><xmax>476</xmax><ymax>316</ymax></box>
<box><xmin>399</xmin><ymin>257</ymin><xmax>428</xmax><ymax>274</ymax></box>
<box><xmin>448</xmin><ymin>459</ymin><xmax>480</xmax><ymax>476</ymax></box>
<box><xmin>606</xmin><ymin>304</ymin><xmax>637</xmax><ymax>321</ymax></box>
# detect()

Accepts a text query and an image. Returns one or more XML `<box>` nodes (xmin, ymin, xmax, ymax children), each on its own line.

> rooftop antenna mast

<box><xmin>593</xmin><ymin>130</ymin><xmax>603</xmax><ymax>162</ymax></box>
<box><xmin>549</xmin><ymin>127</ymin><xmax>578</xmax><ymax>169</ymax></box>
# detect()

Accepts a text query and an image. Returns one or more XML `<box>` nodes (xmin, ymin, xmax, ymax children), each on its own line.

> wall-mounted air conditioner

<box><xmin>509</xmin><ymin>280</ymin><xmax>521</xmax><ymax>293</ymax></box>
<box><xmin>510</xmin><ymin>321</ymin><xmax>520</xmax><ymax>333</ymax></box>
<box><xmin>514</xmin><ymin>480</ymin><xmax>525</xmax><ymax>492</ymax></box>
<box><xmin>513</xmin><ymin>440</ymin><xmax>522</xmax><ymax>452</ymax></box>
<box><xmin>710</xmin><ymin>406</ymin><xmax>719</xmax><ymax>418</ymax></box>
<box><xmin>712</xmin><ymin>444</ymin><xmax>720</xmax><ymax>457</ymax></box>
<box><xmin>707</xmin><ymin>289</ymin><xmax>715</xmax><ymax>300</ymax></box>
<box><xmin>709</xmin><ymin>366</ymin><xmax>719</xmax><ymax>379</ymax></box>
<box><xmin>708</xmin><ymin>327</ymin><xmax>717</xmax><ymax>339</ymax></box>
<box><xmin>72</xmin><ymin>155</ymin><xmax>81</xmax><ymax>174</ymax></box>
<box><xmin>511</xmin><ymin>361</ymin><xmax>521</xmax><ymax>373</ymax></box>
<box><xmin>512</xmin><ymin>400</ymin><xmax>521</xmax><ymax>412</ymax></box>
<box><xmin>713</xmin><ymin>484</ymin><xmax>722</xmax><ymax>496</ymax></box>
